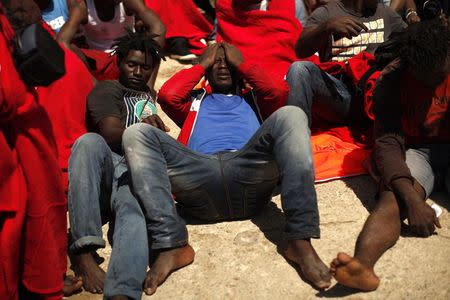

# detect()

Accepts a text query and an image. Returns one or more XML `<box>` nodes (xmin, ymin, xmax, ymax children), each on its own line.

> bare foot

<box><xmin>63</xmin><ymin>275</ymin><xmax>83</xmax><ymax>296</ymax></box>
<box><xmin>330</xmin><ymin>252</ymin><xmax>380</xmax><ymax>291</ymax></box>
<box><xmin>144</xmin><ymin>244</ymin><xmax>195</xmax><ymax>295</ymax></box>
<box><xmin>70</xmin><ymin>252</ymin><xmax>106</xmax><ymax>294</ymax></box>
<box><xmin>284</xmin><ymin>239</ymin><xmax>331</xmax><ymax>290</ymax></box>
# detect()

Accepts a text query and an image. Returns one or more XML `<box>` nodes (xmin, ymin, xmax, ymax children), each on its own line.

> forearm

<box><xmin>237</xmin><ymin>61</ymin><xmax>288</xmax><ymax>109</ymax></box>
<box><xmin>295</xmin><ymin>24</ymin><xmax>330</xmax><ymax>58</ymax></box>
<box><xmin>137</xmin><ymin>10</ymin><xmax>166</xmax><ymax>47</ymax></box>
<box><xmin>101</xmin><ymin>128</ymin><xmax>125</xmax><ymax>153</ymax></box>
<box><xmin>158</xmin><ymin>65</ymin><xmax>205</xmax><ymax>127</ymax></box>
<box><xmin>389</xmin><ymin>0</ymin><xmax>406</xmax><ymax>12</ymax></box>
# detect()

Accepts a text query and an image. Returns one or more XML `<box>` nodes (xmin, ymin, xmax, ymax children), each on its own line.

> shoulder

<box><xmin>88</xmin><ymin>80</ymin><xmax>124</xmax><ymax>99</ymax></box>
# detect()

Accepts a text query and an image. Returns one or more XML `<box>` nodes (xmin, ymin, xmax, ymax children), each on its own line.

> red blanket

<box><xmin>0</xmin><ymin>10</ymin><xmax>66</xmax><ymax>299</ymax></box>
<box><xmin>145</xmin><ymin>0</ymin><xmax>213</xmax><ymax>55</ymax></box>
<box><xmin>38</xmin><ymin>46</ymin><xmax>93</xmax><ymax>191</ymax></box>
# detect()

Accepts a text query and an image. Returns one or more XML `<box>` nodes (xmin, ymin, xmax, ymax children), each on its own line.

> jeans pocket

<box><xmin>175</xmin><ymin>188</ymin><xmax>221</xmax><ymax>221</ymax></box>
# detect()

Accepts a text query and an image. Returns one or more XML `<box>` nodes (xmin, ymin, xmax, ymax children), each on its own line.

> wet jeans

<box><xmin>286</xmin><ymin>61</ymin><xmax>353</xmax><ymax>127</ymax></box>
<box><xmin>123</xmin><ymin>106</ymin><xmax>320</xmax><ymax>250</ymax></box>
<box><xmin>68</xmin><ymin>133</ymin><xmax>148</xmax><ymax>299</ymax></box>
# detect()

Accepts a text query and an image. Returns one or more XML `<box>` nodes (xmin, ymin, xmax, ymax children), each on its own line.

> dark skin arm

<box><xmin>57</xmin><ymin>0</ymin><xmax>88</xmax><ymax>47</ymax></box>
<box><xmin>123</xmin><ymin>0</ymin><xmax>166</xmax><ymax>47</ymax></box>
<box><xmin>295</xmin><ymin>16</ymin><xmax>368</xmax><ymax>58</ymax></box>
<box><xmin>373</xmin><ymin>62</ymin><xmax>440</xmax><ymax>237</ymax></box>
<box><xmin>98</xmin><ymin>114</ymin><xmax>168</xmax><ymax>152</ymax></box>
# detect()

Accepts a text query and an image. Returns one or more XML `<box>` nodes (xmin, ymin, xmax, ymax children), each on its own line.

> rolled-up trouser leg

<box><xmin>68</xmin><ymin>133</ymin><xmax>114</xmax><ymax>253</ymax></box>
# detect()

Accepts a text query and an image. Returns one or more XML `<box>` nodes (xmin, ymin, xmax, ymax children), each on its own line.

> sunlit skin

<box><xmin>118</xmin><ymin>49</ymin><xmax>154</xmax><ymax>92</ymax></box>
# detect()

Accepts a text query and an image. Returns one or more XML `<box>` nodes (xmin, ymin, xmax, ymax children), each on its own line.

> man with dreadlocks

<box><xmin>67</xmin><ymin>30</ymin><xmax>166</xmax><ymax>299</ymax></box>
<box><xmin>330</xmin><ymin>18</ymin><xmax>450</xmax><ymax>291</ymax></box>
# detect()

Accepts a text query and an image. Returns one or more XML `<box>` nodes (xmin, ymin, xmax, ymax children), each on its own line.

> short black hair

<box><xmin>112</xmin><ymin>28</ymin><xmax>165</xmax><ymax>66</ymax></box>
<box><xmin>396</xmin><ymin>19</ymin><xmax>450</xmax><ymax>74</ymax></box>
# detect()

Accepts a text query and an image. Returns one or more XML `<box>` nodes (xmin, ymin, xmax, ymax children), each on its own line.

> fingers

<box><xmin>434</xmin><ymin>216</ymin><xmax>442</xmax><ymax>229</ymax></box>
<box><xmin>154</xmin><ymin>115</ymin><xmax>168</xmax><ymax>131</ymax></box>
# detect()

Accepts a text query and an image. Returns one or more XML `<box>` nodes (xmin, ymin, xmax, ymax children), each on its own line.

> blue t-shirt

<box><xmin>42</xmin><ymin>0</ymin><xmax>69</xmax><ymax>33</ymax></box>
<box><xmin>188</xmin><ymin>94</ymin><xmax>260</xmax><ymax>154</ymax></box>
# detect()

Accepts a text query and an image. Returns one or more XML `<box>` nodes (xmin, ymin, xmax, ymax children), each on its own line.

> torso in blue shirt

<box><xmin>188</xmin><ymin>94</ymin><xmax>260</xmax><ymax>154</ymax></box>
<box><xmin>42</xmin><ymin>0</ymin><xmax>69</xmax><ymax>33</ymax></box>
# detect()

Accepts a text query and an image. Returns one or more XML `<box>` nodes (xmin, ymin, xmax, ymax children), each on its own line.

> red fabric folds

<box><xmin>145</xmin><ymin>0</ymin><xmax>213</xmax><ymax>55</ymax></box>
<box><xmin>216</xmin><ymin>0</ymin><xmax>301</xmax><ymax>81</ymax></box>
<box><xmin>38</xmin><ymin>46</ymin><xmax>93</xmax><ymax>191</ymax></box>
<box><xmin>0</xmin><ymin>10</ymin><xmax>66</xmax><ymax>299</ymax></box>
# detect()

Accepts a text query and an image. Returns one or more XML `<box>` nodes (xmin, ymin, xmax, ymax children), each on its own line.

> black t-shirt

<box><xmin>87</xmin><ymin>80</ymin><xmax>156</xmax><ymax>132</ymax></box>
<box><xmin>306</xmin><ymin>1</ymin><xmax>406</xmax><ymax>62</ymax></box>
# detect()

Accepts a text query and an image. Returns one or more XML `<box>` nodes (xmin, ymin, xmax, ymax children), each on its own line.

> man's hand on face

<box><xmin>222</xmin><ymin>42</ymin><xmax>244</xmax><ymax>68</ymax></box>
<box><xmin>405</xmin><ymin>193</ymin><xmax>441</xmax><ymax>237</ymax></box>
<box><xmin>199</xmin><ymin>43</ymin><xmax>220</xmax><ymax>69</ymax></box>
<box><xmin>142</xmin><ymin>115</ymin><xmax>170</xmax><ymax>132</ymax></box>
<box><xmin>325</xmin><ymin>16</ymin><xmax>368</xmax><ymax>39</ymax></box>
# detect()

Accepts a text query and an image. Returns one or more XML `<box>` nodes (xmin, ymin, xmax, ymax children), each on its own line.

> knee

<box><xmin>72</xmin><ymin>133</ymin><xmax>108</xmax><ymax>155</ymax></box>
<box><xmin>122</xmin><ymin>123</ymin><xmax>156</xmax><ymax>150</ymax></box>
<box><xmin>286</xmin><ymin>61</ymin><xmax>318</xmax><ymax>84</ymax></box>
<box><xmin>273</xmin><ymin>106</ymin><xmax>309</xmax><ymax>131</ymax></box>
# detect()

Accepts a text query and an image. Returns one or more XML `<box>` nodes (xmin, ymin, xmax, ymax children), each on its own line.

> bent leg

<box><xmin>285</xmin><ymin>61</ymin><xmax>352</xmax><ymax>126</ymax></box>
<box><xmin>331</xmin><ymin>190</ymin><xmax>401</xmax><ymax>291</ymax></box>
<box><xmin>104</xmin><ymin>180</ymin><xmax>149</xmax><ymax>299</ymax></box>
<box><xmin>123</xmin><ymin>124</ymin><xmax>200</xmax><ymax>295</ymax></box>
<box><xmin>236</xmin><ymin>106</ymin><xmax>330</xmax><ymax>289</ymax></box>
<box><xmin>68</xmin><ymin>133</ymin><xmax>114</xmax><ymax>294</ymax></box>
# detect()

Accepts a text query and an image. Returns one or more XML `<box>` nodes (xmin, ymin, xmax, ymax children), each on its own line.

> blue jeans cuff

<box><xmin>151</xmin><ymin>238</ymin><xmax>188</xmax><ymax>250</ymax></box>
<box><xmin>69</xmin><ymin>236</ymin><xmax>106</xmax><ymax>254</ymax></box>
<box><xmin>284</xmin><ymin>231</ymin><xmax>320</xmax><ymax>241</ymax></box>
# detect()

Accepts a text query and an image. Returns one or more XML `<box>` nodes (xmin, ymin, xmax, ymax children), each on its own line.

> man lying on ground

<box><xmin>331</xmin><ymin>18</ymin><xmax>449</xmax><ymax>291</ymax></box>
<box><xmin>68</xmin><ymin>30</ymin><xmax>167</xmax><ymax>299</ymax></box>
<box><xmin>122</xmin><ymin>42</ymin><xmax>332</xmax><ymax>295</ymax></box>
<box><xmin>286</xmin><ymin>0</ymin><xmax>406</xmax><ymax>127</ymax></box>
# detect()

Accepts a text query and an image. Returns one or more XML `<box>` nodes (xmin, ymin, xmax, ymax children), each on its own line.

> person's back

<box><xmin>83</xmin><ymin>0</ymin><xmax>134</xmax><ymax>51</ymax></box>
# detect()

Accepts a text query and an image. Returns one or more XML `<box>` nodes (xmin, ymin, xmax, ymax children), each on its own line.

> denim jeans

<box><xmin>123</xmin><ymin>106</ymin><xmax>320</xmax><ymax>250</ymax></box>
<box><xmin>286</xmin><ymin>61</ymin><xmax>353</xmax><ymax>127</ymax></box>
<box><xmin>295</xmin><ymin>0</ymin><xmax>308</xmax><ymax>25</ymax></box>
<box><xmin>68</xmin><ymin>133</ymin><xmax>148</xmax><ymax>299</ymax></box>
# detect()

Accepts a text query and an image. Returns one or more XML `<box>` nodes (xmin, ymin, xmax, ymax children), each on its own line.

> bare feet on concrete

<box><xmin>144</xmin><ymin>244</ymin><xmax>195</xmax><ymax>296</ymax></box>
<box><xmin>330</xmin><ymin>252</ymin><xmax>380</xmax><ymax>291</ymax></box>
<box><xmin>284</xmin><ymin>239</ymin><xmax>332</xmax><ymax>290</ymax></box>
<box><xmin>63</xmin><ymin>275</ymin><xmax>83</xmax><ymax>296</ymax></box>
<box><xmin>71</xmin><ymin>252</ymin><xmax>106</xmax><ymax>294</ymax></box>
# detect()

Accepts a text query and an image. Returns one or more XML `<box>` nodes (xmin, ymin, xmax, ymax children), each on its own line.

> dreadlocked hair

<box><xmin>395</xmin><ymin>18</ymin><xmax>450</xmax><ymax>74</ymax></box>
<box><xmin>112</xmin><ymin>28</ymin><xmax>165</xmax><ymax>66</ymax></box>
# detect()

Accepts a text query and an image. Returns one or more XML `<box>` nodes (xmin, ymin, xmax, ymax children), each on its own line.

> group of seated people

<box><xmin>1</xmin><ymin>0</ymin><xmax>449</xmax><ymax>299</ymax></box>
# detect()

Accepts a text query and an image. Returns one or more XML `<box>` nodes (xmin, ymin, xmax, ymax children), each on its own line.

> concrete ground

<box><xmin>69</xmin><ymin>59</ymin><xmax>450</xmax><ymax>300</ymax></box>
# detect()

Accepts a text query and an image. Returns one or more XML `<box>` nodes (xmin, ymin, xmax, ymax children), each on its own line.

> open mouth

<box><xmin>217</xmin><ymin>73</ymin><xmax>231</xmax><ymax>80</ymax></box>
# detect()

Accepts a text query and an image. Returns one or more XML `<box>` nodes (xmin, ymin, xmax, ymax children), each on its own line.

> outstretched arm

<box><xmin>123</xmin><ymin>0</ymin><xmax>166</xmax><ymax>47</ymax></box>
<box><xmin>58</xmin><ymin>0</ymin><xmax>88</xmax><ymax>47</ymax></box>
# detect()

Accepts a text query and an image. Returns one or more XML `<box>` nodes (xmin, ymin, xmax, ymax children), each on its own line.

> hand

<box><xmin>406</xmin><ymin>196</ymin><xmax>441</xmax><ymax>237</ymax></box>
<box><xmin>142</xmin><ymin>115</ymin><xmax>170</xmax><ymax>132</ymax></box>
<box><xmin>199</xmin><ymin>43</ymin><xmax>220</xmax><ymax>69</ymax></box>
<box><xmin>222</xmin><ymin>42</ymin><xmax>244</xmax><ymax>68</ymax></box>
<box><xmin>325</xmin><ymin>16</ymin><xmax>368</xmax><ymax>39</ymax></box>
<box><xmin>406</xmin><ymin>12</ymin><xmax>421</xmax><ymax>24</ymax></box>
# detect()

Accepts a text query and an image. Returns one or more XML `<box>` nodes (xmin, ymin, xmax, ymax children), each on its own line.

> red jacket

<box><xmin>158</xmin><ymin>61</ymin><xmax>289</xmax><ymax>145</ymax></box>
<box><xmin>0</xmin><ymin>10</ymin><xmax>66</xmax><ymax>299</ymax></box>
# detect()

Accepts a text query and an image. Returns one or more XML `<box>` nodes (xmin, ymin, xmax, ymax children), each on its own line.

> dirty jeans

<box><xmin>286</xmin><ymin>61</ymin><xmax>353</xmax><ymax>127</ymax></box>
<box><xmin>123</xmin><ymin>106</ymin><xmax>320</xmax><ymax>250</ymax></box>
<box><xmin>68</xmin><ymin>133</ymin><xmax>148</xmax><ymax>299</ymax></box>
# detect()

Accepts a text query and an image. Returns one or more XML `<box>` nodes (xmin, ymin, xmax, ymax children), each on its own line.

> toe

<box><xmin>337</xmin><ymin>252</ymin><xmax>352</xmax><ymax>264</ymax></box>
